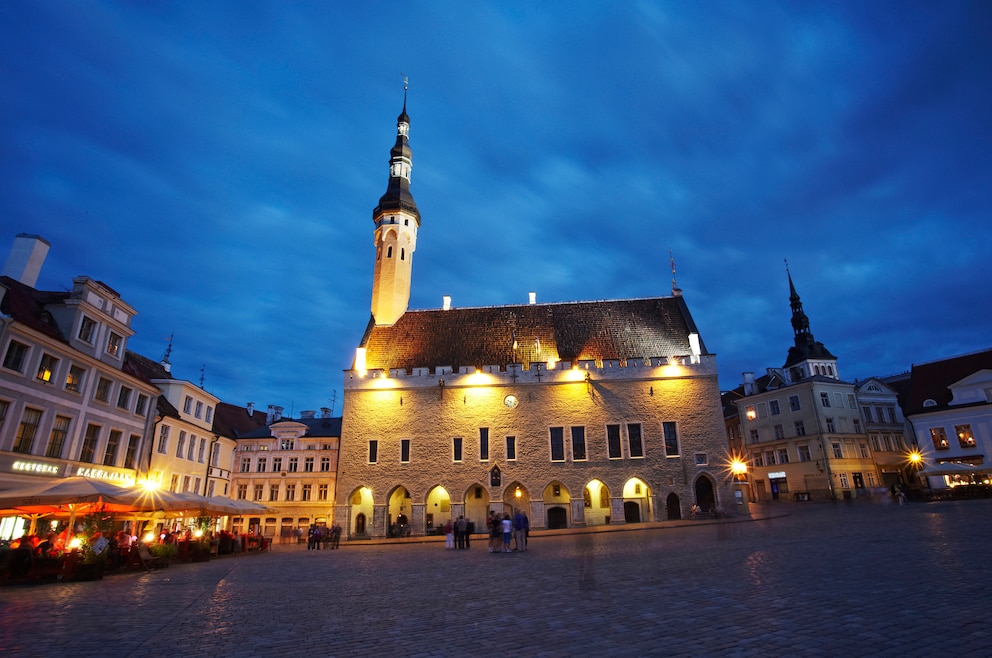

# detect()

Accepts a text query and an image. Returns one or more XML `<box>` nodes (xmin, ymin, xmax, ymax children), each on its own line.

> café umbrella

<box><xmin>0</xmin><ymin>476</ymin><xmax>173</xmax><ymax>535</ymax></box>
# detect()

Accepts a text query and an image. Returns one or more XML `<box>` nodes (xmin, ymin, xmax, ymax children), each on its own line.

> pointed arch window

<box><xmin>386</xmin><ymin>246</ymin><xmax>393</xmax><ymax>258</ymax></box>
<box><xmin>400</xmin><ymin>248</ymin><xmax>405</xmax><ymax>261</ymax></box>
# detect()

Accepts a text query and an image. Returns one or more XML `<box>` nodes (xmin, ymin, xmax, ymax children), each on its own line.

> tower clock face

<box><xmin>503</xmin><ymin>395</ymin><xmax>518</xmax><ymax>409</ymax></box>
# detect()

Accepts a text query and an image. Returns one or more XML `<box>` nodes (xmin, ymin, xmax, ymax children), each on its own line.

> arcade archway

<box><xmin>349</xmin><ymin>487</ymin><xmax>374</xmax><ymax>537</ymax></box>
<box><xmin>583</xmin><ymin>479</ymin><xmax>611</xmax><ymax>525</ymax></box>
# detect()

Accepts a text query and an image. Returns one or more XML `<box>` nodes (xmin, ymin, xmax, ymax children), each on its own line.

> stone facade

<box><xmin>336</xmin><ymin>353</ymin><xmax>735</xmax><ymax>538</ymax></box>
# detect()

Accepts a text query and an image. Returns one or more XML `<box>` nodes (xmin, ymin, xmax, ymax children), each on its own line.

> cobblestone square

<box><xmin>2</xmin><ymin>500</ymin><xmax>989</xmax><ymax>657</ymax></box>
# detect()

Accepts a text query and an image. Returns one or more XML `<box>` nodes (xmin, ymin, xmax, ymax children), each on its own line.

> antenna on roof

<box><xmin>161</xmin><ymin>333</ymin><xmax>174</xmax><ymax>372</ymax></box>
<box><xmin>199</xmin><ymin>364</ymin><xmax>205</xmax><ymax>389</ymax></box>
<box><xmin>670</xmin><ymin>249</ymin><xmax>682</xmax><ymax>297</ymax></box>
<box><xmin>328</xmin><ymin>390</ymin><xmax>337</xmax><ymax>417</ymax></box>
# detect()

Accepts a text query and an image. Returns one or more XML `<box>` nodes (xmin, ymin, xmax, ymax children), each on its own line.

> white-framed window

<box><xmin>694</xmin><ymin>452</ymin><xmax>708</xmax><ymax>466</ymax></box>
<box><xmin>46</xmin><ymin>415</ymin><xmax>71</xmax><ymax>459</ymax></box>
<box><xmin>774</xmin><ymin>424</ymin><xmax>785</xmax><ymax>440</ymax></box>
<box><xmin>176</xmin><ymin>430</ymin><xmax>187</xmax><ymax>458</ymax></box>
<box><xmin>135</xmin><ymin>394</ymin><xmax>148</xmax><ymax>417</ymax></box>
<box><xmin>826</xmin><ymin>417</ymin><xmax>835</xmax><ymax>433</ymax></box>
<box><xmin>257</xmin><ymin>457</ymin><xmax>267</xmax><ymax>472</ymax></box>
<box><xmin>288</xmin><ymin>457</ymin><xmax>298</xmax><ymax>472</ymax></box>
<box><xmin>663</xmin><ymin>422</ymin><xmax>679</xmax><ymax>457</ymax></box>
<box><xmin>36</xmin><ymin>353</ymin><xmax>59</xmax><ymax>383</ymax></box>
<box><xmin>627</xmin><ymin>423</ymin><xmax>643</xmax><ymax>458</ymax></box>
<box><xmin>838</xmin><ymin>473</ymin><xmax>850</xmax><ymax>488</ymax></box>
<box><xmin>95</xmin><ymin>377</ymin><xmax>112</xmax><ymax>402</ymax></box>
<box><xmin>194</xmin><ymin>401</ymin><xmax>204</xmax><ymax>419</ymax></box>
<box><xmin>13</xmin><ymin>408</ymin><xmax>42</xmax><ymax>454</ymax></box>
<box><xmin>797</xmin><ymin>445</ymin><xmax>811</xmax><ymax>462</ymax></box>
<box><xmin>65</xmin><ymin>364</ymin><xmax>85</xmax><ymax>392</ymax></box>
<box><xmin>240</xmin><ymin>457</ymin><xmax>251</xmax><ymax>472</ymax></box>
<box><xmin>3</xmin><ymin>340</ymin><xmax>30</xmax><ymax>372</ymax></box>
<box><xmin>117</xmin><ymin>386</ymin><xmax>132</xmax><ymax>410</ymax></box>
<box><xmin>832</xmin><ymin>442</ymin><xmax>843</xmax><ymax>459</ymax></box>
<box><xmin>549</xmin><ymin>427</ymin><xmax>565</xmax><ymax>462</ymax></box>
<box><xmin>78</xmin><ymin>316</ymin><xmax>97</xmax><ymax>343</ymax></box>
<box><xmin>769</xmin><ymin>400</ymin><xmax>781</xmax><ymax>416</ymax></box>
<box><xmin>572</xmin><ymin>426</ymin><xmax>587</xmax><ymax>461</ymax></box>
<box><xmin>205</xmin><ymin>406</ymin><xmax>213</xmax><ymax>423</ymax></box>
<box><xmin>106</xmin><ymin>332</ymin><xmax>123</xmax><ymax>357</ymax></box>
<box><xmin>157</xmin><ymin>426</ymin><xmax>170</xmax><ymax>454</ymax></box>
<box><xmin>777</xmin><ymin>449</ymin><xmax>790</xmax><ymax>464</ymax></box>
<box><xmin>183</xmin><ymin>396</ymin><xmax>193</xmax><ymax>414</ymax></box>
<box><xmin>820</xmin><ymin>392</ymin><xmax>831</xmax><ymax>407</ymax></box>
<box><xmin>479</xmin><ymin>427</ymin><xmax>490</xmax><ymax>461</ymax></box>
<box><xmin>789</xmin><ymin>395</ymin><xmax>801</xmax><ymax>412</ymax></box>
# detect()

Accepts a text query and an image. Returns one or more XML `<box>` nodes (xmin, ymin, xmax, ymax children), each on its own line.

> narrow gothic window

<box><xmin>400</xmin><ymin>248</ymin><xmax>405</xmax><ymax>261</ymax></box>
<box><xmin>386</xmin><ymin>246</ymin><xmax>393</xmax><ymax>258</ymax></box>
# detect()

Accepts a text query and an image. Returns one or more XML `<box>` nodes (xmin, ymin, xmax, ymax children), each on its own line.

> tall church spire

<box><xmin>783</xmin><ymin>262</ymin><xmax>838</xmax><ymax>381</ymax></box>
<box><xmin>370</xmin><ymin>80</ymin><xmax>420</xmax><ymax>326</ymax></box>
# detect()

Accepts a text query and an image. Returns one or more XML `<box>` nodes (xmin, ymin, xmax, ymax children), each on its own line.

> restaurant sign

<box><xmin>73</xmin><ymin>466</ymin><xmax>136</xmax><ymax>486</ymax></box>
<box><xmin>12</xmin><ymin>460</ymin><xmax>60</xmax><ymax>475</ymax></box>
<box><xmin>768</xmin><ymin>471</ymin><xmax>787</xmax><ymax>479</ymax></box>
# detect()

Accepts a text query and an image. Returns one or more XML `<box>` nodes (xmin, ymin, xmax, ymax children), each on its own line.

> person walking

<box><xmin>444</xmin><ymin>519</ymin><xmax>454</xmax><ymax>549</ymax></box>
<box><xmin>487</xmin><ymin>512</ymin><xmax>500</xmax><ymax>553</ymax></box>
<box><xmin>513</xmin><ymin>510</ymin><xmax>529</xmax><ymax>551</ymax></box>
<box><xmin>501</xmin><ymin>514</ymin><xmax>513</xmax><ymax>553</ymax></box>
<box><xmin>455</xmin><ymin>516</ymin><xmax>467</xmax><ymax>550</ymax></box>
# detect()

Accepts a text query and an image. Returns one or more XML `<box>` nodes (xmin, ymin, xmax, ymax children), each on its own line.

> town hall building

<box><xmin>333</xmin><ymin>95</ymin><xmax>736</xmax><ymax>539</ymax></box>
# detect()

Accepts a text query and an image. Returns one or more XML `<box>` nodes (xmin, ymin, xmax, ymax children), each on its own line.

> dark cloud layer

<box><xmin>2</xmin><ymin>2</ymin><xmax>989</xmax><ymax>410</ymax></box>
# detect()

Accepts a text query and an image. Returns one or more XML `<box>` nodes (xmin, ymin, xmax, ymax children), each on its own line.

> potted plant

<box><xmin>147</xmin><ymin>542</ymin><xmax>178</xmax><ymax>565</ymax></box>
<box><xmin>67</xmin><ymin>509</ymin><xmax>115</xmax><ymax>581</ymax></box>
<box><xmin>190</xmin><ymin>514</ymin><xmax>212</xmax><ymax>562</ymax></box>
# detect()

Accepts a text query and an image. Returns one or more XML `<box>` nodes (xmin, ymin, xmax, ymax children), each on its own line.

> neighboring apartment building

<box><xmin>333</xmin><ymin>98</ymin><xmax>735</xmax><ymax>540</ymax></box>
<box><xmin>0</xmin><ymin>235</ymin><xmax>159</xmax><ymax>536</ymax></box>
<box><xmin>127</xmin><ymin>351</ymin><xmax>236</xmax><ymax>499</ymax></box>
<box><xmin>230</xmin><ymin>406</ymin><xmax>341</xmax><ymax>541</ymax></box>
<box><xmin>904</xmin><ymin>348</ymin><xmax>992</xmax><ymax>489</ymax></box>
<box><xmin>734</xmin><ymin>271</ymin><xmax>879</xmax><ymax>501</ymax></box>
<box><xmin>853</xmin><ymin>377</ymin><xmax>912</xmax><ymax>490</ymax></box>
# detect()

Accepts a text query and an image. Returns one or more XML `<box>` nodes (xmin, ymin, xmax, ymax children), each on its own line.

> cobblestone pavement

<box><xmin>2</xmin><ymin>499</ymin><xmax>990</xmax><ymax>657</ymax></box>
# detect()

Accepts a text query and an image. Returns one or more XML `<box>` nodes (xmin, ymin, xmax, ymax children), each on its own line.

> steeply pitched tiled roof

<box><xmin>124</xmin><ymin>350</ymin><xmax>171</xmax><ymax>383</ymax></box>
<box><xmin>359</xmin><ymin>296</ymin><xmax>705</xmax><ymax>372</ymax></box>
<box><xmin>213</xmin><ymin>402</ymin><xmax>269</xmax><ymax>438</ymax></box>
<box><xmin>906</xmin><ymin>348</ymin><xmax>992</xmax><ymax>415</ymax></box>
<box><xmin>238</xmin><ymin>416</ymin><xmax>342</xmax><ymax>440</ymax></box>
<box><xmin>0</xmin><ymin>275</ymin><xmax>67</xmax><ymax>342</ymax></box>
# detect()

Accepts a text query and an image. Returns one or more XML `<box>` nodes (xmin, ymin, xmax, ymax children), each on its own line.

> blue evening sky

<box><xmin>2</xmin><ymin>1</ymin><xmax>989</xmax><ymax>414</ymax></box>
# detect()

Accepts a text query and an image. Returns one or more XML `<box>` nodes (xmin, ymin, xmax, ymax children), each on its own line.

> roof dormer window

<box><xmin>78</xmin><ymin>316</ymin><xmax>97</xmax><ymax>343</ymax></box>
<box><xmin>106</xmin><ymin>332</ymin><xmax>122</xmax><ymax>357</ymax></box>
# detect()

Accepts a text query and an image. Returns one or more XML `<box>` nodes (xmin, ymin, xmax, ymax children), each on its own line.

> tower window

<box><xmin>400</xmin><ymin>248</ymin><xmax>405</xmax><ymax>261</ymax></box>
<box><xmin>404</xmin><ymin>219</ymin><xmax>409</xmax><ymax>226</ymax></box>
<box><xmin>387</xmin><ymin>246</ymin><xmax>393</xmax><ymax>258</ymax></box>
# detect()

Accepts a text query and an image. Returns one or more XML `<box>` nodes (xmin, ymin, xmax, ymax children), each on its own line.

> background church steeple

<box><xmin>783</xmin><ymin>261</ymin><xmax>838</xmax><ymax>382</ymax></box>
<box><xmin>370</xmin><ymin>78</ymin><xmax>420</xmax><ymax>326</ymax></box>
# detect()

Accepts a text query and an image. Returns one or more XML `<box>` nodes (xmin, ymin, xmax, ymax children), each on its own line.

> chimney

<box><xmin>273</xmin><ymin>406</ymin><xmax>283</xmax><ymax>422</ymax></box>
<box><xmin>528</xmin><ymin>291</ymin><xmax>536</xmax><ymax>305</ymax></box>
<box><xmin>743</xmin><ymin>372</ymin><xmax>755</xmax><ymax>396</ymax></box>
<box><xmin>320</xmin><ymin>407</ymin><xmax>332</xmax><ymax>418</ymax></box>
<box><xmin>247</xmin><ymin>402</ymin><xmax>255</xmax><ymax>416</ymax></box>
<box><xmin>266</xmin><ymin>404</ymin><xmax>277</xmax><ymax>424</ymax></box>
<box><xmin>2</xmin><ymin>234</ymin><xmax>50</xmax><ymax>288</ymax></box>
<box><xmin>300</xmin><ymin>410</ymin><xmax>316</xmax><ymax>419</ymax></box>
<box><xmin>442</xmin><ymin>295</ymin><xmax>451</xmax><ymax>311</ymax></box>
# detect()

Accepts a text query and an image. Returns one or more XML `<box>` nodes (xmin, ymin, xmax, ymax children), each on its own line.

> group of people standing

<box><xmin>443</xmin><ymin>516</ymin><xmax>475</xmax><ymax>549</ymax></box>
<box><xmin>305</xmin><ymin>523</ymin><xmax>341</xmax><ymax>550</ymax></box>
<box><xmin>442</xmin><ymin>510</ymin><xmax>529</xmax><ymax>553</ymax></box>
